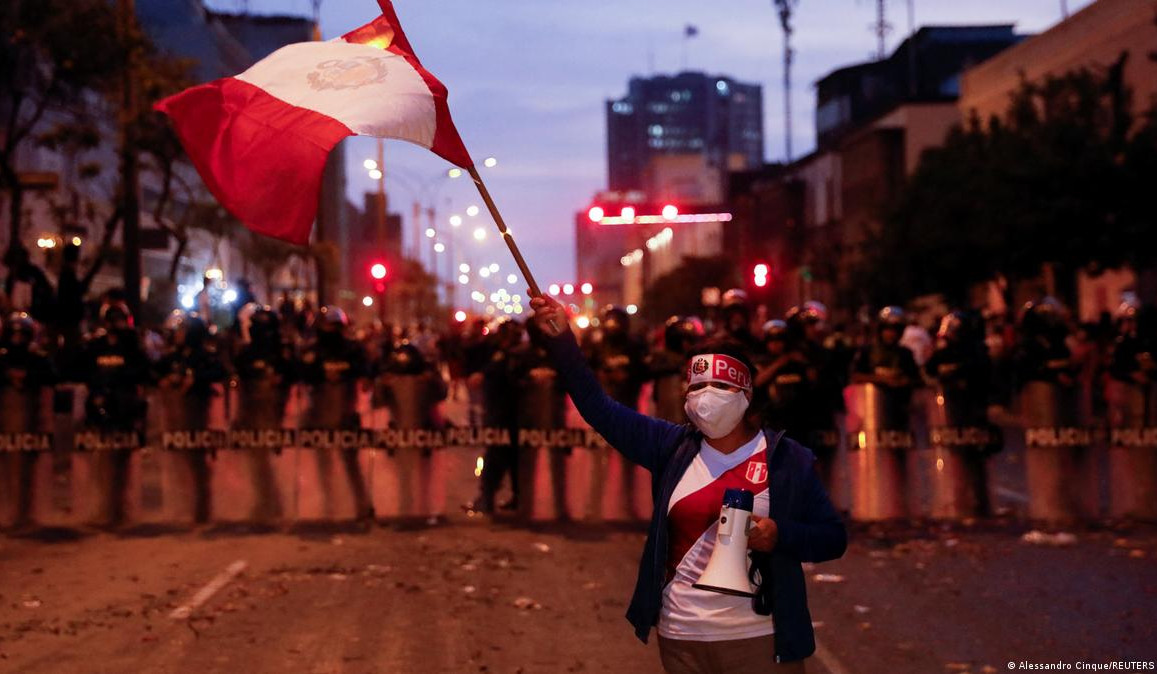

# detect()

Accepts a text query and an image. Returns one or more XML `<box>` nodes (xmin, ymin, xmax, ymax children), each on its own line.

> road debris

<box><xmin>512</xmin><ymin>597</ymin><xmax>543</xmax><ymax>610</ymax></box>
<box><xmin>1021</xmin><ymin>530</ymin><xmax>1077</xmax><ymax>546</ymax></box>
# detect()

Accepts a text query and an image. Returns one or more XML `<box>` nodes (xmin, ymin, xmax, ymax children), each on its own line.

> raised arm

<box><xmin>531</xmin><ymin>296</ymin><xmax>684</xmax><ymax>472</ymax></box>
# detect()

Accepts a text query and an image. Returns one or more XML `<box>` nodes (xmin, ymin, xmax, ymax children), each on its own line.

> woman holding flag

<box><xmin>529</xmin><ymin>295</ymin><xmax>846</xmax><ymax>673</ymax></box>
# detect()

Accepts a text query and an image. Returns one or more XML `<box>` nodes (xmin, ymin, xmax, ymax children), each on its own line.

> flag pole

<box><xmin>467</xmin><ymin>165</ymin><xmax>543</xmax><ymax>297</ymax></box>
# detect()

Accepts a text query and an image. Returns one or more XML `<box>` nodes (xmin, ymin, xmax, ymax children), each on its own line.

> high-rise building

<box><xmin>606</xmin><ymin>72</ymin><xmax>763</xmax><ymax>192</ymax></box>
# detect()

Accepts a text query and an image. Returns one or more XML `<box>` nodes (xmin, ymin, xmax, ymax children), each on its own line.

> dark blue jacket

<box><xmin>546</xmin><ymin>331</ymin><xmax>847</xmax><ymax>663</ymax></box>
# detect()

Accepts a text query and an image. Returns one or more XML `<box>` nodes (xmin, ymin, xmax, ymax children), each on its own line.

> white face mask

<box><xmin>684</xmin><ymin>387</ymin><xmax>750</xmax><ymax>439</ymax></box>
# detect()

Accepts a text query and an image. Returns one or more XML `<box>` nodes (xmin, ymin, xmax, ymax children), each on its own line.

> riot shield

<box><xmin>845</xmin><ymin>383</ymin><xmax>913</xmax><ymax>520</ymax></box>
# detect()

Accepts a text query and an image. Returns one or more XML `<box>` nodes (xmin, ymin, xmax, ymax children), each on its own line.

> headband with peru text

<box><xmin>686</xmin><ymin>354</ymin><xmax>752</xmax><ymax>391</ymax></box>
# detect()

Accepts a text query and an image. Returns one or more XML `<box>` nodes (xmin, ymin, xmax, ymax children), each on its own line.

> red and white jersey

<box><xmin>658</xmin><ymin>433</ymin><xmax>773</xmax><ymax>641</ymax></box>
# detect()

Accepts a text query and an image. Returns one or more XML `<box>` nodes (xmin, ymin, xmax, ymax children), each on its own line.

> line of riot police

<box><xmin>2</xmin><ymin>285</ymin><xmax>1153</xmax><ymax>528</ymax></box>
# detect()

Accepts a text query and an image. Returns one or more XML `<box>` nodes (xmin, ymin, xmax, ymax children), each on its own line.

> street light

<box><xmin>473</xmin><ymin>227</ymin><xmax>486</xmax><ymax>241</ymax></box>
<box><xmin>368</xmin><ymin>169</ymin><xmax>382</xmax><ymax>180</ymax></box>
<box><xmin>466</xmin><ymin>205</ymin><xmax>480</xmax><ymax>217</ymax></box>
<box><xmin>425</xmin><ymin>227</ymin><xmax>436</xmax><ymax>239</ymax></box>
<box><xmin>363</xmin><ymin>159</ymin><xmax>378</xmax><ymax>171</ymax></box>
<box><xmin>362</xmin><ymin>296</ymin><xmax>374</xmax><ymax>307</ymax></box>
<box><xmin>449</xmin><ymin>214</ymin><xmax>463</xmax><ymax>227</ymax></box>
<box><xmin>488</xmin><ymin>263</ymin><xmax>499</xmax><ymax>273</ymax></box>
<box><xmin>448</xmin><ymin>168</ymin><xmax>463</xmax><ymax>179</ymax></box>
<box><xmin>458</xmin><ymin>274</ymin><xmax>469</xmax><ymax>284</ymax></box>
<box><xmin>507</xmin><ymin>274</ymin><xmax>517</xmax><ymax>284</ymax></box>
<box><xmin>483</xmin><ymin>157</ymin><xmax>498</xmax><ymax>168</ymax></box>
<box><xmin>434</xmin><ymin>242</ymin><xmax>446</xmax><ymax>253</ymax></box>
<box><xmin>459</xmin><ymin>263</ymin><xmax>470</xmax><ymax>273</ymax></box>
<box><xmin>479</xmin><ymin>267</ymin><xmax>491</xmax><ymax>279</ymax></box>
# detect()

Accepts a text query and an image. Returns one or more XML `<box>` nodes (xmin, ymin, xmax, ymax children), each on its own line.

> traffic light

<box><xmin>752</xmin><ymin>263</ymin><xmax>769</xmax><ymax>288</ymax></box>
<box><xmin>370</xmin><ymin>262</ymin><xmax>387</xmax><ymax>280</ymax></box>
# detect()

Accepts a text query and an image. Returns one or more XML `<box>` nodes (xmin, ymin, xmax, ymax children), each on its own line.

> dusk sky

<box><xmin>207</xmin><ymin>0</ymin><xmax>1092</xmax><ymax>292</ymax></box>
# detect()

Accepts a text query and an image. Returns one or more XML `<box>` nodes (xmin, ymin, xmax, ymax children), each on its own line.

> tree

<box><xmin>0</xmin><ymin>0</ymin><xmax>129</xmax><ymax>254</ymax></box>
<box><xmin>2</xmin><ymin>0</ymin><xmax>193</xmax><ymax>297</ymax></box>
<box><xmin>875</xmin><ymin>58</ymin><xmax>1157</xmax><ymax>305</ymax></box>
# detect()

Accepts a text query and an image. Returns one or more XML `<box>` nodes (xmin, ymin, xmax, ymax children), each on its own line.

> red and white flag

<box><xmin>155</xmin><ymin>1</ymin><xmax>472</xmax><ymax>245</ymax></box>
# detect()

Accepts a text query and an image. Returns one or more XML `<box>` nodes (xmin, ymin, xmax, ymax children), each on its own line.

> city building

<box><xmin>960</xmin><ymin>0</ymin><xmax>1157</xmax><ymax>130</ymax></box>
<box><xmin>606</xmin><ymin>72</ymin><xmax>763</xmax><ymax>192</ymax></box>
<box><xmin>576</xmin><ymin>72</ymin><xmax>760</xmax><ymax>313</ymax></box>
<box><xmin>730</xmin><ymin>25</ymin><xmax>1026</xmax><ymax>319</ymax></box>
<box><xmin>816</xmin><ymin>25</ymin><xmax>1027</xmax><ymax>148</ymax></box>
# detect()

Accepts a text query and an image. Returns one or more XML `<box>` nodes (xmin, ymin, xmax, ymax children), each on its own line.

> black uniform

<box><xmin>155</xmin><ymin>327</ymin><xmax>227</xmax><ymax>524</ymax></box>
<box><xmin>0</xmin><ymin>338</ymin><xmax>55</xmax><ymax>527</ymax></box>
<box><xmin>234</xmin><ymin>332</ymin><xmax>295</xmax><ymax>522</ymax></box>
<box><xmin>472</xmin><ymin>322</ymin><xmax>524</xmax><ymax>513</ymax></box>
<box><xmin>76</xmin><ymin>326</ymin><xmax>149</xmax><ymax>526</ymax></box>
<box><xmin>298</xmin><ymin>328</ymin><xmax>371</xmax><ymax>519</ymax></box>
<box><xmin>852</xmin><ymin>339</ymin><xmax>922</xmax><ymax>428</ymax></box>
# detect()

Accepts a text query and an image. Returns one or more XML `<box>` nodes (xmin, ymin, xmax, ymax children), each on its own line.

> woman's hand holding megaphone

<box><xmin>746</xmin><ymin>514</ymin><xmax>778</xmax><ymax>552</ymax></box>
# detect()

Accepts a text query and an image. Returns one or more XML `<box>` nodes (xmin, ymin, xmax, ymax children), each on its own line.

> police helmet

<box><xmin>385</xmin><ymin>341</ymin><xmax>427</xmax><ymax>375</ymax></box>
<box><xmin>2</xmin><ymin>312</ymin><xmax>37</xmax><ymax>346</ymax></box>
<box><xmin>1114</xmin><ymin>294</ymin><xmax>1140</xmax><ymax>322</ymax></box>
<box><xmin>878</xmin><ymin>306</ymin><xmax>907</xmax><ymax>328</ymax></box>
<box><xmin>762</xmin><ymin>319</ymin><xmax>789</xmax><ymax>341</ymax></box>
<box><xmin>600</xmin><ymin>305</ymin><xmax>630</xmax><ymax>335</ymax></box>
<box><xmin>99</xmin><ymin>301</ymin><xmax>134</xmax><ymax>329</ymax></box>
<box><xmin>801</xmin><ymin>300</ymin><xmax>829</xmax><ymax>325</ymax></box>
<box><xmin>721</xmin><ymin>288</ymin><xmax>748</xmax><ymax>309</ymax></box>
<box><xmin>316</xmin><ymin>305</ymin><xmax>349</xmax><ymax>332</ymax></box>
<box><xmin>664</xmin><ymin>315</ymin><xmax>705</xmax><ymax>353</ymax></box>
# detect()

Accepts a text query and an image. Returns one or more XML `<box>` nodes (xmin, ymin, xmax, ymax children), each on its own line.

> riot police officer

<box><xmin>1105</xmin><ymin>297</ymin><xmax>1157</xmax><ymax>519</ymax></box>
<box><xmin>297</xmin><ymin>306</ymin><xmax>372</xmax><ymax>520</ymax></box>
<box><xmin>76</xmin><ymin>300</ymin><xmax>149</xmax><ymax>527</ymax></box>
<box><xmin>586</xmin><ymin>305</ymin><xmax>649</xmax><ymax>519</ymax></box>
<box><xmin>753</xmin><ymin>319</ymin><xmax>812</xmax><ymax>437</ymax></box>
<box><xmin>587</xmin><ymin>305</ymin><xmax>647</xmax><ymax>409</ymax></box>
<box><xmin>467</xmin><ymin>317</ymin><xmax>524</xmax><ymax>514</ymax></box>
<box><xmin>510</xmin><ymin>318</ymin><xmax>569</xmax><ymax>520</ymax></box>
<box><xmin>156</xmin><ymin>311</ymin><xmax>227</xmax><ymax>524</ymax></box>
<box><xmin>646</xmin><ymin>316</ymin><xmax>705</xmax><ymax>423</ymax></box>
<box><xmin>851</xmin><ymin>306</ymin><xmax>922</xmax><ymax>425</ymax></box>
<box><xmin>1012</xmin><ymin>297</ymin><xmax>1075</xmax><ymax>388</ymax></box>
<box><xmin>787</xmin><ymin>301</ymin><xmax>845</xmax><ymax>484</ymax></box>
<box><xmin>925</xmin><ymin>310</ymin><xmax>994</xmax><ymax>516</ymax></box>
<box><xmin>376</xmin><ymin>341</ymin><xmax>447</xmax><ymax>519</ymax></box>
<box><xmin>716</xmin><ymin>288</ymin><xmax>763</xmax><ymax>355</ymax></box>
<box><xmin>233</xmin><ymin>303</ymin><xmax>293</xmax><ymax>523</ymax></box>
<box><xmin>0</xmin><ymin>313</ymin><xmax>55</xmax><ymax>528</ymax></box>
<box><xmin>1107</xmin><ymin>297</ymin><xmax>1155</xmax><ymax>390</ymax></box>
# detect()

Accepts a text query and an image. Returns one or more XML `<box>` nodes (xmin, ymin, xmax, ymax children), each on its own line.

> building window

<box><xmin>648</xmin><ymin>124</ymin><xmax>664</xmax><ymax>137</ymax></box>
<box><xmin>612</xmin><ymin>101</ymin><xmax>634</xmax><ymax>114</ymax></box>
<box><xmin>716</xmin><ymin>80</ymin><xmax>730</xmax><ymax>95</ymax></box>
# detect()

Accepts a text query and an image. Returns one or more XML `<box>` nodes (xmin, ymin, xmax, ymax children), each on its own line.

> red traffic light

<box><xmin>370</xmin><ymin>263</ymin><xmax>388</xmax><ymax>280</ymax></box>
<box><xmin>753</xmin><ymin>262</ymin><xmax>770</xmax><ymax>288</ymax></box>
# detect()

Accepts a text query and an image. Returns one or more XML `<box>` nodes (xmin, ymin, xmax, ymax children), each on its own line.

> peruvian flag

<box><xmin>155</xmin><ymin>1</ymin><xmax>472</xmax><ymax>245</ymax></box>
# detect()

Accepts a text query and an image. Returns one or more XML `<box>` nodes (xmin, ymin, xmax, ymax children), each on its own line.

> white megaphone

<box><xmin>693</xmin><ymin>488</ymin><xmax>757</xmax><ymax>597</ymax></box>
